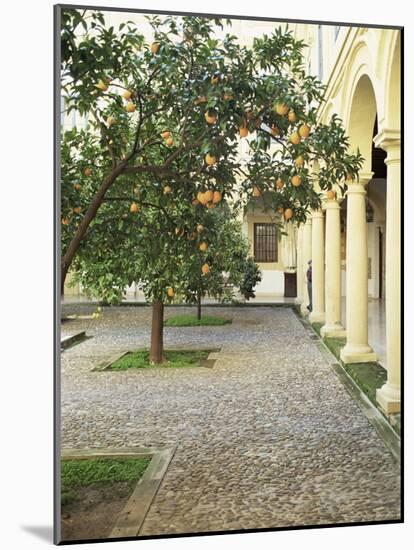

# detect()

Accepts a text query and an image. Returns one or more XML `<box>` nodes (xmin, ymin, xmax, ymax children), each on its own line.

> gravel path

<box><xmin>60</xmin><ymin>305</ymin><xmax>400</xmax><ymax>535</ymax></box>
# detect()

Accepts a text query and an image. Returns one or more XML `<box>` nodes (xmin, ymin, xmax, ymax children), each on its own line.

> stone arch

<box><xmin>384</xmin><ymin>31</ymin><xmax>401</xmax><ymax>130</ymax></box>
<box><xmin>346</xmin><ymin>73</ymin><xmax>378</xmax><ymax>174</ymax></box>
<box><xmin>320</xmin><ymin>101</ymin><xmax>335</xmax><ymax>125</ymax></box>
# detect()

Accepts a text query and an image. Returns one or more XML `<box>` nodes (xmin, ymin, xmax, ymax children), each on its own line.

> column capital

<box><xmin>373</xmin><ymin>129</ymin><xmax>400</xmax><ymax>165</ymax></box>
<box><xmin>345</xmin><ymin>183</ymin><xmax>368</xmax><ymax>197</ymax></box>
<box><xmin>357</xmin><ymin>171</ymin><xmax>374</xmax><ymax>185</ymax></box>
<box><xmin>324</xmin><ymin>197</ymin><xmax>342</xmax><ymax>210</ymax></box>
<box><xmin>373</xmin><ymin>128</ymin><xmax>400</xmax><ymax>149</ymax></box>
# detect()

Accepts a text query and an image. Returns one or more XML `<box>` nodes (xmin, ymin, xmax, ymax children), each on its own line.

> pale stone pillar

<box><xmin>321</xmin><ymin>197</ymin><xmax>345</xmax><ymax>337</ymax></box>
<box><xmin>300</xmin><ymin>216</ymin><xmax>312</xmax><ymax>315</ymax></box>
<box><xmin>309</xmin><ymin>210</ymin><xmax>325</xmax><ymax>323</ymax></box>
<box><xmin>295</xmin><ymin>225</ymin><xmax>303</xmax><ymax>305</ymax></box>
<box><xmin>340</xmin><ymin>174</ymin><xmax>377</xmax><ymax>363</ymax></box>
<box><xmin>375</xmin><ymin>134</ymin><xmax>400</xmax><ymax>413</ymax></box>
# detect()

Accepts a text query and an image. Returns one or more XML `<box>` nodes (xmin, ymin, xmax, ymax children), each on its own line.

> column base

<box><xmin>320</xmin><ymin>323</ymin><xmax>346</xmax><ymax>338</ymax></box>
<box><xmin>376</xmin><ymin>383</ymin><xmax>401</xmax><ymax>414</ymax></box>
<box><xmin>340</xmin><ymin>343</ymin><xmax>377</xmax><ymax>364</ymax></box>
<box><xmin>309</xmin><ymin>311</ymin><xmax>325</xmax><ymax>323</ymax></box>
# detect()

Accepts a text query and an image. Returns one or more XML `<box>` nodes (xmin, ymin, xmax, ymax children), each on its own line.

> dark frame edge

<box><xmin>53</xmin><ymin>3</ymin><xmax>62</xmax><ymax>546</ymax></box>
<box><xmin>55</xmin><ymin>3</ymin><xmax>403</xmax><ymax>31</ymax></box>
<box><xmin>399</xmin><ymin>25</ymin><xmax>404</xmax><ymax>524</ymax></box>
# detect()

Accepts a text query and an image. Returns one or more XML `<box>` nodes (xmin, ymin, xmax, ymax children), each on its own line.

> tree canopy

<box><xmin>60</xmin><ymin>9</ymin><xmax>363</xmax><ymax>288</ymax></box>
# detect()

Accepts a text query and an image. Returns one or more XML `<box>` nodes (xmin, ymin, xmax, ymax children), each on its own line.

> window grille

<box><xmin>254</xmin><ymin>223</ymin><xmax>277</xmax><ymax>263</ymax></box>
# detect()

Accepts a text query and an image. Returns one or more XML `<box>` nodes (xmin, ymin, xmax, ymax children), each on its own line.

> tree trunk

<box><xmin>197</xmin><ymin>290</ymin><xmax>202</xmax><ymax>320</ymax></box>
<box><xmin>60</xmin><ymin>161</ymin><xmax>128</xmax><ymax>293</ymax></box>
<box><xmin>150</xmin><ymin>300</ymin><xmax>166</xmax><ymax>364</ymax></box>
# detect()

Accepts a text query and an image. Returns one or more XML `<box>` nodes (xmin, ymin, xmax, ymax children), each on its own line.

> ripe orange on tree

<box><xmin>291</xmin><ymin>175</ymin><xmax>302</xmax><ymax>187</ymax></box>
<box><xmin>288</xmin><ymin>110</ymin><xmax>297</xmax><ymax>123</ymax></box>
<box><xmin>299</xmin><ymin>124</ymin><xmax>311</xmax><ymax>138</ymax></box>
<box><xmin>151</xmin><ymin>41</ymin><xmax>160</xmax><ymax>54</ymax></box>
<box><xmin>212</xmin><ymin>191</ymin><xmax>222</xmax><ymax>204</ymax></box>
<box><xmin>274</xmin><ymin>102</ymin><xmax>289</xmax><ymax>116</ymax></box>
<box><xmin>205</xmin><ymin>111</ymin><xmax>217</xmax><ymax>124</ymax></box>
<box><xmin>205</xmin><ymin>153</ymin><xmax>217</xmax><ymax>166</ymax></box>
<box><xmin>204</xmin><ymin>190</ymin><xmax>214</xmax><ymax>203</ymax></box>
<box><xmin>239</xmin><ymin>126</ymin><xmax>249</xmax><ymax>138</ymax></box>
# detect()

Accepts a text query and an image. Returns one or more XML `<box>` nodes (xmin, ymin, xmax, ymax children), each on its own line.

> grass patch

<box><xmin>164</xmin><ymin>314</ymin><xmax>231</xmax><ymax>327</ymax></box>
<box><xmin>344</xmin><ymin>362</ymin><xmax>387</xmax><ymax>405</ymax></box>
<box><xmin>322</xmin><ymin>335</ymin><xmax>385</xmax><ymax>406</ymax></box>
<box><xmin>311</xmin><ymin>322</ymin><xmax>324</xmax><ymax>336</ymax></box>
<box><xmin>61</xmin><ymin>457</ymin><xmax>150</xmax><ymax>505</ymax></box>
<box><xmin>109</xmin><ymin>349</ymin><xmax>211</xmax><ymax>370</ymax></box>
<box><xmin>323</xmin><ymin>337</ymin><xmax>346</xmax><ymax>360</ymax></box>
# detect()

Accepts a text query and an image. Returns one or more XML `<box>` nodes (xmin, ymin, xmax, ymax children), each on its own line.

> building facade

<box><xmin>291</xmin><ymin>23</ymin><xmax>401</xmax><ymax>415</ymax></box>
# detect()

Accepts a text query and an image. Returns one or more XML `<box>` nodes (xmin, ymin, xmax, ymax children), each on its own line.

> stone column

<box><xmin>321</xmin><ymin>197</ymin><xmax>346</xmax><ymax>337</ymax></box>
<box><xmin>309</xmin><ymin>210</ymin><xmax>325</xmax><ymax>323</ymax></box>
<box><xmin>375</xmin><ymin>134</ymin><xmax>400</xmax><ymax>413</ymax></box>
<box><xmin>300</xmin><ymin>216</ymin><xmax>312</xmax><ymax>315</ymax></box>
<box><xmin>295</xmin><ymin>225</ymin><xmax>303</xmax><ymax>305</ymax></box>
<box><xmin>340</xmin><ymin>174</ymin><xmax>377</xmax><ymax>363</ymax></box>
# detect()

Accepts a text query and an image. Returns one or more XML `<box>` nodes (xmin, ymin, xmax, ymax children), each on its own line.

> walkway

<box><xmin>61</xmin><ymin>305</ymin><xmax>400</xmax><ymax>535</ymax></box>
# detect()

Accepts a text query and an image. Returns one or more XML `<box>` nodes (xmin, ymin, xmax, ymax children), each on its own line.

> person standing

<box><xmin>306</xmin><ymin>260</ymin><xmax>312</xmax><ymax>312</ymax></box>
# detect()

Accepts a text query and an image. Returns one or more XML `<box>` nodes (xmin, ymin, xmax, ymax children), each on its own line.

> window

<box><xmin>254</xmin><ymin>223</ymin><xmax>277</xmax><ymax>263</ymax></box>
<box><xmin>334</xmin><ymin>26</ymin><xmax>341</xmax><ymax>41</ymax></box>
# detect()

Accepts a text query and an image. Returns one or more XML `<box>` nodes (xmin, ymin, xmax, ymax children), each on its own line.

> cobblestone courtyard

<box><xmin>60</xmin><ymin>305</ymin><xmax>400</xmax><ymax>535</ymax></box>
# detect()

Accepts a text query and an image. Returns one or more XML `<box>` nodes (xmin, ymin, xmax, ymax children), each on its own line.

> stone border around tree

<box><xmin>61</xmin><ymin>331</ymin><xmax>88</xmax><ymax>351</ymax></box>
<box><xmin>91</xmin><ymin>348</ymin><xmax>221</xmax><ymax>372</ymax></box>
<box><xmin>61</xmin><ymin>445</ymin><xmax>177</xmax><ymax>539</ymax></box>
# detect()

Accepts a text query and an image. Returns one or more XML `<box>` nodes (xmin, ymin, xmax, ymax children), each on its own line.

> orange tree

<box><xmin>65</xmin><ymin>161</ymin><xmax>257</xmax><ymax>361</ymax></box>
<box><xmin>60</xmin><ymin>9</ymin><xmax>363</xmax><ymax>361</ymax></box>
<box><xmin>60</xmin><ymin>9</ymin><xmax>362</xmax><ymax>283</ymax></box>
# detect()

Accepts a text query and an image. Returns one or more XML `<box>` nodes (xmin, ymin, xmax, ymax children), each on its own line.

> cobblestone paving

<box><xmin>61</xmin><ymin>305</ymin><xmax>401</xmax><ymax>535</ymax></box>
